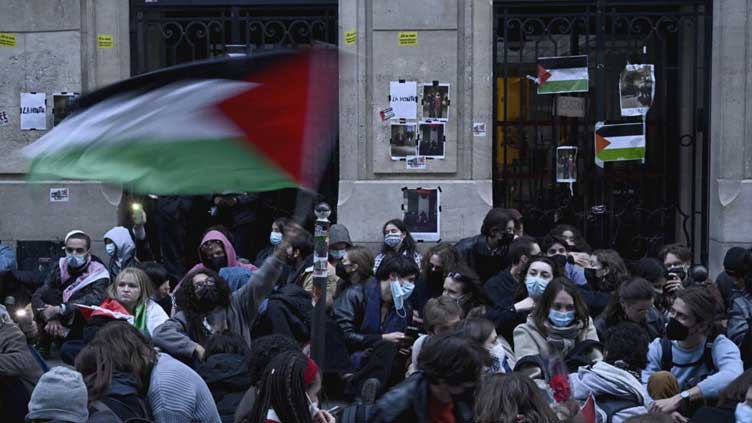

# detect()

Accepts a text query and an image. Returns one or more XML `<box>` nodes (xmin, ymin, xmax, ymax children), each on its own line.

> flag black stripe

<box><xmin>539</xmin><ymin>55</ymin><xmax>588</xmax><ymax>70</ymax></box>
<box><xmin>596</xmin><ymin>123</ymin><xmax>643</xmax><ymax>138</ymax></box>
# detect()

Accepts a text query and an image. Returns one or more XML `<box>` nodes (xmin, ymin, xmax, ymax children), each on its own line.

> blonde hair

<box><xmin>108</xmin><ymin>268</ymin><xmax>154</xmax><ymax>309</ymax></box>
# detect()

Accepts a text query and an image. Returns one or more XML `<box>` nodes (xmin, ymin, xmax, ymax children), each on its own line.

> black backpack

<box><xmin>659</xmin><ymin>336</ymin><xmax>717</xmax><ymax>390</ymax></box>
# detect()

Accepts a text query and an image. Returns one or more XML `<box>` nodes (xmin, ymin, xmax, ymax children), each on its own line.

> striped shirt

<box><xmin>148</xmin><ymin>353</ymin><xmax>221</xmax><ymax>423</ymax></box>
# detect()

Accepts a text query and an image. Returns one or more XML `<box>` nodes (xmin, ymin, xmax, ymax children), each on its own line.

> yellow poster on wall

<box><xmin>97</xmin><ymin>34</ymin><xmax>114</xmax><ymax>48</ymax></box>
<box><xmin>345</xmin><ymin>30</ymin><xmax>357</xmax><ymax>45</ymax></box>
<box><xmin>398</xmin><ymin>32</ymin><xmax>418</xmax><ymax>46</ymax></box>
<box><xmin>0</xmin><ymin>33</ymin><xmax>17</xmax><ymax>48</ymax></box>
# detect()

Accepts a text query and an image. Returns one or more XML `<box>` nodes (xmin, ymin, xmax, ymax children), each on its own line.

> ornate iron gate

<box><xmin>493</xmin><ymin>0</ymin><xmax>711</xmax><ymax>263</ymax></box>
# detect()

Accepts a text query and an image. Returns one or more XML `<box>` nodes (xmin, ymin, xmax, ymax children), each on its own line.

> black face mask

<box><xmin>584</xmin><ymin>268</ymin><xmax>601</xmax><ymax>284</ymax></box>
<box><xmin>335</xmin><ymin>262</ymin><xmax>350</xmax><ymax>281</ymax></box>
<box><xmin>427</xmin><ymin>269</ymin><xmax>444</xmax><ymax>282</ymax></box>
<box><xmin>195</xmin><ymin>286</ymin><xmax>221</xmax><ymax>312</ymax></box>
<box><xmin>500</xmin><ymin>232</ymin><xmax>514</xmax><ymax>245</ymax></box>
<box><xmin>202</xmin><ymin>255</ymin><xmax>228</xmax><ymax>272</ymax></box>
<box><xmin>666</xmin><ymin>317</ymin><xmax>690</xmax><ymax>341</ymax></box>
<box><xmin>551</xmin><ymin>254</ymin><xmax>568</xmax><ymax>269</ymax></box>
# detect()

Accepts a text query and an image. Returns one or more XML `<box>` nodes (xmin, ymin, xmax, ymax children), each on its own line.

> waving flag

<box><xmin>23</xmin><ymin>49</ymin><xmax>338</xmax><ymax>194</ymax></box>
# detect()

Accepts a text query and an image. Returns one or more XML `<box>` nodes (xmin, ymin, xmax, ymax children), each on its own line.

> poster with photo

<box><xmin>422</xmin><ymin>83</ymin><xmax>450</xmax><ymax>121</ymax></box>
<box><xmin>53</xmin><ymin>93</ymin><xmax>80</xmax><ymax>127</ymax></box>
<box><xmin>417</xmin><ymin>121</ymin><xmax>445</xmax><ymax>159</ymax></box>
<box><xmin>403</xmin><ymin>188</ymin><xmax>440</xmax><ymax>242</ymax></box>
<box><xmin>389</xmin><ymin>81</ymin><xmax>417</xmax><ymax>120</ymax></box>
<box><xmin>390</xmin><ymin>122</ymin><xmax>418</xmax><ymax>160</ymax></box>
<box><xmin>556</xmin><ymin>146</ymin><xmax>577</xmax><ymax>183</ymax></box>
<box><xmin>406</xmin><ymin>156</ymin><xmax>427</xmax><ymax>170</ymax></box>
<box><xmin>619</xmin><ymin>64</ymin><xmax>654</xmax><ymax>116</ymax></box>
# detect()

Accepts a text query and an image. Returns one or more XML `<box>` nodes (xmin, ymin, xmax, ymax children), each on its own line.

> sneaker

<box><xmin>360</xmin><ymin>378</ymin><xmax>381</xmax><ymax>405</ymax></box>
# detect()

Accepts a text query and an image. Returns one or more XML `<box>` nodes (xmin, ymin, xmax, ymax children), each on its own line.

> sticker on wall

<box><xmin>417</xmin><ymin>121</ymin><xmax>445</xmax><ymax>159</ymax></box>
<box><xmin>49</xmin><ymin>188</ymin><xmax>69</xmax><ymax>203</ymax></box>
<box><xmin>421</xmin><ymin>83</ymin><xmax>450</xmax><ymax>121</ymax></box>
<box><xmin>406</xmin><ymin>156</ymin><xmax>427</xmax><ymax>170</ymax></box>
<box><xmin>528</xmin><ymin>55</ymin><xmax>589</xmax><ymax>95</ymax></box>
<box><xmin>52</xmin><ymin>92</ymin><xmax>80</xmax><ymax>127</ymax></box>
<box><xmin>472</xmin><ymin>122</ymin><xmax>487</xmax><ymax>137</ymax></box>
<box><xmin>402</xmin><ymin>188</ymin><xmax>441</xmax><ymax>242</ymax></box>
<box><xmin>97</xmin><ymin>34</ymin><xmax>114</xmax><ymax>48</ymax></box>
<box><xmin>389</xmin><ymin>81</ymin><xmax>417</xmax><ymax>120</ymax></box>
<box><xmin>398</xmin><ymin>32</ymin><xmax>418</xmax><ymax>46</ymax></box>
<box><xmin>0</xmin><ymin>33</ymin><xmax>16</xmax><ymax>48</ymax></box>
<box><xmin>379</xmin><ymin>107</ymin><xmax>395</xmax><ymax>121</ymax></box>
<box><xmin>0</xmin><ymin>111</ymin><xmax>8</xmax><ymax>127</ymax></box>
<box><xmin>345</xmin><ymin>30</ymin><xmax>357</xmax><ymax>45</ymax></box>
<box><xmin>20</xmin><ymin>92</ymin><xmax>46</xmax><ymax>130</ymax></box>
<box><xmin>619</xmin><ymin>64</ymin><xmax>655</xmax><ymax>116</ymax></box>
<box><xmin>594</xmin><ymin>121</ymin><xmax>646</xmax><ymax>168</ymax></box>
<box><xmin>390</xmin><ymin>121</ymin><xmax>418</xmax><ymax>160</ymax></box>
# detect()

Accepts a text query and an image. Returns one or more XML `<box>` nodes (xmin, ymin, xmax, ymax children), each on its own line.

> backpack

<box><xmin>659</xmin><ymin>336</ymin><xmax>717</xmax><ymax>389</ymax></box>
<box><xmin>89</xmin><ymin>397</ymin><xmax>153</xmax><ymax>423</ymax></box>
<box><xmin>594</xmin><ymin>394</ymin><xmax>643</xmax><ymax>423</ymax></box>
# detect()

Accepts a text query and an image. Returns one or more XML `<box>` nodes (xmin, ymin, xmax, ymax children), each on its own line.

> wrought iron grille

<box><xmin>493</xmin><ymin>0</ymin><xmax>711</xmax><ymax>263</ymax></box>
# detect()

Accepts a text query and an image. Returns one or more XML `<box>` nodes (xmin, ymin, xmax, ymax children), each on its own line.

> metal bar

<box><xmin>700</xmin><ymin>1</ymin><xmax>711</xmax><ymax>265</ymax></box>
<box><xmin>492</xmin><ymin>7</ymin><xmax>500</xmax><ymax>205</ymax></box>
<box><xmin>594</xmin><ymin>0</ymin><xmax>606</xmax><ymax>249</ymax></box>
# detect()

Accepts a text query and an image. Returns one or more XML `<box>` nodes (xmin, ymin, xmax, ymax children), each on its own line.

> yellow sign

<box><xmin>0</xmin><ymin>33</ymin><xmax>17</xmax><ymax>48</ymax></box>
<box><xmin>398</xmin><ymin>32</ymin><xmax>418</xmax><ymax>46</ymax></box>
<box><xmin>345</xmin><ymin>30</ymin><xmax>357</xmax><ymax>45</ymax></box>
<box><xmin>97</xmin><ymin>34</ymin><xmax>114</xmax><ymax>48</ymax></box>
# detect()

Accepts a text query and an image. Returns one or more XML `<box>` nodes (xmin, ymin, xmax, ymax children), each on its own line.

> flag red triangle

<box><xmin>579</xmin><ymin>394</ymin><xmax>597</xmax><ymax>423</ymax></box>
<box><xmin>538</xmin><ymin>64</ymin><xmax>552</xmax><ymax>85</ymax></box>
<box><xmin>595</xmin><ymin>134</ymin><xmax>611</xmax><ymax>153</ymax></box>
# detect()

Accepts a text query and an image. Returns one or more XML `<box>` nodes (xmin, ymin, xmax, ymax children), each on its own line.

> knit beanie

<box><xmin>724</xmin><ymin>247</ymin><xmax>750</xmax><ymax>275</ymax></box>
<box><xmin>26</xmin><ymin>367</ymin><xmax>89</xmax><ymax>423</ymax></box>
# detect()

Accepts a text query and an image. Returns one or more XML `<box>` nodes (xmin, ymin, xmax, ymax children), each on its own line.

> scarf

<box><xmin>543</xmin><ymin>320</ymin><xmax>586</xmax><ymax>356</ymax></box>
<box><xmin>61</xmin><ymin>258</ymin><xmax>110</xmax><ymax>302</ymax></box>
<box><xmin>133</xmin><ymin>303</ymin><xmax>148</xmax><ymax>335</ymax></box>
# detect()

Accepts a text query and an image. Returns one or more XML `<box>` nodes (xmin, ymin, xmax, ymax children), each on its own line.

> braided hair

<box><xmin>249</xmin><ymin>350</ymin><xmax>312</xmax><ymax>423</ymax></box>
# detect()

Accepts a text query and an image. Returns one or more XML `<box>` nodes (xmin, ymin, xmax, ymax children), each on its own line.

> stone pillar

<box><xmin>708</xmin><ymin>0</ymin><xmax>752</xmax><ymax>277</ymax></box>
<box><xmin>337</xmin><ymin>0</ymin><xmax>493</xmax><ymax>246</ymax></box>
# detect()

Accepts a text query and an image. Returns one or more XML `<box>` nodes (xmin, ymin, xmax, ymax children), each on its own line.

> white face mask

<box><xmin>737</xmin><ymin>403</ymin><xmax>752</xmax><ymax>423</ymax></box>
<box><xmin>487</xmin><ymin>342</ymin><xmax>509</xmax><ymax>374</ymax></box>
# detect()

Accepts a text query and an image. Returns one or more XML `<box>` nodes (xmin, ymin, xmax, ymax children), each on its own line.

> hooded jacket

<box><xmin>251</xmin><ymin>283</ymin><xmax>313</xmax><ymax>344</ymax></box>
<box><xmin>0</xmin><ymin>243</ymin><xmax>17</xmax><ymax>272</ymax></box>
<box><xmin>104</xmin><ymin>227</ymin><xmax>137</xmax><ymax>278</ymax></box>
<box><xmin>0</xmin><ymin>307</ymin><xmax>43</xmax><ymax>394</ymax></box>
<box><xmin>197</xmin><ymin>353</ymin><xmax>252</xmax><ymax>423</ymax></box>
<box><xmin>569</xmin><ymin>361</ymin><xmax>651</xmax><ymax>423</ymax></box>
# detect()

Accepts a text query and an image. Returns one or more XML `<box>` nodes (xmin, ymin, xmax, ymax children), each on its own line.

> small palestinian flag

<box><xmin>594</xmin><ymin>121</ymin><xmax>645</xmax><ymax>167</ymax></box>
<box><xmin>535</xmin><ymin>55</ymin><xmax>589</xmax><ymax>94</ymax></box>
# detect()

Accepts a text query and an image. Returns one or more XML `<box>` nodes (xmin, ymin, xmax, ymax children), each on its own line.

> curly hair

<box><xmin>419</xmin><ymin>243</ymin><xmax>462</xmax><ymax>279</ymax></box>
<box><xmin>174</xmin><ymin>268</ymin><xmax>231</xmax><ymax>344</ymax></box>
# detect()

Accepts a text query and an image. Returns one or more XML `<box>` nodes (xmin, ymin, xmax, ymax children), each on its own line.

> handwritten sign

<box><xmin>555</xmin><ymin>96</ymin><xmax>586</xmax><ymax>118</ymax></box>
<box><xmin>97</xmin><ymin>34</ymin><xmax>114</xmax><ymax>48</ymax></box>
<box><xmin>389</xmin><ymin>81</ymin><xmax>418</xmax><ymax>120</ymax></box>
<box><xmin>398</xmin><ymin>32</ymin><xmax>418</xmax><ymax>46</ymax></box>
<box><xmin>345</xmin><ymin>30</ymin><xmax>357</xmax><ymax>45</ymax></box>
<box><xmin>0</xmin><ymin>33</ymin><xmax>16</xmax><ymax>48</ymax></box>
<box><xmin>20</xmin><ymin>92</ymin><xmax>46</xmax><ymax>130</ymax></box>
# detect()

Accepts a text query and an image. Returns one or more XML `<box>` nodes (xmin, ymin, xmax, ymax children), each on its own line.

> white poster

<box><xmin>472</xmin><ymin>122</ymin><xmax>487</xmax><ymax>137</ymax></box>
<box><xmin>620</xmin><ymin>64</ymin><xmax>655</xmax><ymax>116</ymax></box>
<box><xmin>389</xmin><ymin>81</ymin><xmax>417</xmax><ymax>120</ymax></box>
<box><xmin>406</xmin><ymin>156</ymin><xmax>427</xmax><ymax>170</ymax></box>
<box><xmin>49</xmin><ymin>187</ymin><xmax>69</xmax><ymax>202</ymax></box>
<box><xmin>20</xmin><ymin>92</ymin><xmax>47</xmax><ymax>130</ymax></box>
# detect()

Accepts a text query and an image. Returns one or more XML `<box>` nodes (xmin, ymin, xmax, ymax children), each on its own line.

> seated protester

<box><xmin>550</xmin><ymin>223</ymin><xmax>592</xmax><ymax>255</ymax></box>
<box><xmin>595</xmin><ymin>277</ymin><xmax>666</xmax><ymax>341</ymax></box>
<box><xmin>251</xmin><ymin>279</ymin><xmax>313</xmax><ymax>345</ymax></box>
<box><xmin>542</xmin><ymin>235</ymin><xmax>587</xmax><ymax>286</ymax></box>
<box><xmin>484</xmin><ymin>235</ymin><xmax>541</xmax><ymax>308</ymax></box>
<box><xmin>247</xmin><ymin>351</ymin><xmax>335</xmax><ymax>423</ymax></box>
<box><xmin>373</xmin><ymin>219</ymin><xmax>422</xmax><ymax>273</ymax></box>
<box><xmin>281</xmin><ymin>226</ymin><xmax>314</xmax><ymax>285</ymax></box>
<box><xmin>727</xmin><ymin>273</ymin><xmax>752</xmax><ymax>364</ymax></box>
<box><xmin>457</xmin><ymin>317</ymin><xmax>515</xmax><ymax>373</ymax></box>
<box><xmin>196</xmin><ymin>332</ymin><xmax>253</xmax><ymax>423</ymax></box>
<box><xmin>234</xmin><ymin>335</ymin><xmax>301</xmax><ymax>423</ymax></box>
<box><xmin>25</xmin><ymin>367</ymin><xmax>89</xmax><ymax>423</ymax></box>
<box><xmin>410</xmin><ymin>243</ymin><xmax>462</xmax><ymax>321</ymax></box>
<box><xmin>473</xmin><ymin>373</ymin><xmax>560</xmax><ymax>423</ymax></box>
<box><xmin>586</xmin><ymin>249</ymin><xmax>631</xmax><ymax>293</ymax></box>
<box><xmin>0</xmin><ymin>305</ymin><xmax>43</xmax><ymax>422</ymax></box>
<box><xmin>455</xmin><ymin>208</ymin><xmax>516</xmax><ymax>284</ymax></box>
<box><xmin>513</xmin><ymin>277</ymin><xmax>602</xmax><ymax>378</ymax></box>
<box><xmin>441</xmin><ymin>264</ymin><xmax>486</xmax><ymax>318</ymax></box>
<box><xmin>103</xmin><ymin>226</ymin><xmax>141</xmax><ymax>279</ymax></box>
<box><xmin>484</xmin><ymin>256</ymin><xmax>562</xmax><ymax>347</ymax></box>
<box><xmin>718</xmin><ymin>247</ymin><xmax>752</xmax><ymax>314</ymax></box>
<box><xmin>635</xmin><ymin>257</ymin><xmax>672</xmax><ymax>317</ymax></box>
<box><xmin>644</xmin><ymin>287</ymin><xmax>743</xmax><ymax>416</ymax></box>
<box><xmin>136</xmin><ymin>261</ymin><xmax>173</xmax><ymax>315</ymax></box>
<box><xmin>335</xmin><ymin>245</ymin><xmax>375</xmax><ymax>298</ymax></box>
<box><xmin>333</xmin><ymin>254</ymin><xmax>417</xmax><ymax>392</ymax></box>
<box><xmin>300</xmin><ymin>225</ymin><xmax>345</xmax><ymax>309</ymax></box>
<box><xmin>570</xmin><ymin>322</ymin><xmax>653</xmax><ymax>423</ymax></box>
<box><xmin>690</xmin><ymin>368</ymin><xmax>752</xmax><ymax>423</ymax></box>
<box><xmin>177</xmin><ymin>228</ymin><xmax>257</xmax><ymax>291</ymax></box>
<box><xmin>153</xmin><ymin>225</ymin><xmax>298</xmax><ymax>362</ymax></box>
<box><xmin>327</xmin><ymin>223</ymin><xmax>353</xmax><ymax>265</ymax></box>
<box><xmin>370</xmin><ymin>332</ymin><xmax>486</xmax><ymax>423</ymax></box>
<box><xmin>659</xmin><ymin>243</ymin><xmax>694</xmax><ymax>289</ymax></box>
<box><xmin>31</xmin><ymin>230</ymin><xmax>110</xmax><ymax>351</ymax></box>
<box><xmin>407</xmin><ymin>296</ymin><xmax>463</xmax><ymax>375</ymax></box>
<box><xmin>254</xmin><ymin>217</ymin><xmax>289</xmax><ymax>267</ymax></box>
<box><xmin>61</xmin><ymin>267</ymin><xmax>169</xmax><ymax>363</ymax></box>
<box><xmin>83</xmin><ymin>321</ymin><xmax>220</xmax><ymax>423</ymax></box>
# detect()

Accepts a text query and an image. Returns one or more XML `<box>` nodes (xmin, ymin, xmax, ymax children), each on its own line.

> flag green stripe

<box><xmin>538</xmin><ymin>79</ymin><xmax>589</xmax><ymax>94</ymax></box>
<box><xmin>596</xmin><ymin>147</ymin><xmax>646</xmax><ymax>161</ymax></box>
<box><xmin>27</xmin><ymin>138</ymin><xmax>297</xmax><ymax>194</ymax></box>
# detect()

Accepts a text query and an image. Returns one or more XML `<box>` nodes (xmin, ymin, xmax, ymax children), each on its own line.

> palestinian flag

<box><xmin>594</xmin><ymin>121</ymin><xmax>645</xmax><ymax>167</ymax></box>
<box><xmin>537</xmin><ymin>55</ymin><xmax>589</xmax><ymax>94</ymax></box>
<box><xmin>23</xmin><ymin>49</ymin><xmax>338</xmax><ymax>194</ymax></box>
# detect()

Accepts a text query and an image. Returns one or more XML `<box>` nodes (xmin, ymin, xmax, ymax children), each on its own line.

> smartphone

<box><xmin>405</xmin><ymin>326</ymin><xmax>420</xmax><ymax>339</ymax></box>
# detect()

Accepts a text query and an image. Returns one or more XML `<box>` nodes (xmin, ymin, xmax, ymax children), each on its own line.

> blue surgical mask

<box><xmin>384</xmin><ymin>233</ymin><xmax>402</xmax><ymax>249</ymax></box>
<box><xmin>549</xmin><ymin>309</ymin><xmax>575</xmax><ymax>328</ymax></box>
<box><xmin>330</xmin><ymin>249</ymin><xmax>346</xmax><ymax>260</ymax></box>
<box><xmin>105</xmin><ymin>243</ymin><xmax>116</xmax><ymax>257</ymax></box>
<box><xmin>269</xmin><ymin>231</ymin><xmax>283</xmax><ymax>246</ymax></box>
<box><xmin>66</xmin><ymin>254</ymin><xmax>86</xmax><ymax>269</ymax></box>
<box><xmin>737</xmin><ymin>403</ymin><xmax>752</xmax><ymax>423</ymax></box>
<box><xmin>525</xmin><ymin>276</ymin><xmax>549</xmax><ymax>298</ymax></box>
<box><xmin>390</xmin><ymin>279</ymin><xmax>415</xmax><ymax>313</ymax></box>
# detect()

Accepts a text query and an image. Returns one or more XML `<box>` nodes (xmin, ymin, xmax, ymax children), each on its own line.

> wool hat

<box><xmin>724</xmin><ymin>247</ymin><xmax>750</xmax><ymax>275</ymax></box>
<box><xmin>329</xmin><ymin>224</ymin><xmax>352</xmax><ymax>248</ymax></box>
<box><xmin>26</xmin><ymin>367</ymin><xmax>89</xmax><ymax>423</ymax></box>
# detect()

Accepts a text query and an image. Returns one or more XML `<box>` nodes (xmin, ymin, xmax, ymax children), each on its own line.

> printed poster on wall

<box><xmin>389</xmin><ymin>81</ymin><xmax>417</xmax><ymax>120</ymax></box>
<box><xmin>403</xmin><ymin>188</ymin><xmax>440</xmax><ymax>242</ymax></box>
<box><xmin>20</xmin><ymin>92</ymin><xmax>46</xmax><ymax>130</ymax></box>
<box><xmin>619</xmin><ymin>64</ymin><xmax>655</xmax><ymax>116</ymax></box>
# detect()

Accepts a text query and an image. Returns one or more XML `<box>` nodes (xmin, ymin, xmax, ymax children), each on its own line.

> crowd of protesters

<box><xmin>2</xmin><ymin>204</ymin><xmax>752</xmax><ymax>423</ymax></box>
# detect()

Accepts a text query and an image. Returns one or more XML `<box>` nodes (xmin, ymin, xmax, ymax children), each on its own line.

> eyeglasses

<box><xmin>448</xmin><ymin>272</ymin><xmax>470</xmax><ymax>283</ymax></box>
<box><xmin>64</xmin><ymin>247</ymin><xmax>87</xmax><ymax>254</ymax></box>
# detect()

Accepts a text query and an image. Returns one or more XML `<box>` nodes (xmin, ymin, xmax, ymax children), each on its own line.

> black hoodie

<box><xmin>197</xmin><ymin>353</ymin><xmax>252</xmax><ymax>423</ymax></box>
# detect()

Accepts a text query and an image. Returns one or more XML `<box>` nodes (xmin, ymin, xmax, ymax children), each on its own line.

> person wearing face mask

<box><xmin>484</xmin><ymin>256</ymin><xmax>561</xmax><ymax>348</ymax></box>
<box><xmin>585</xmin><ymin>249</ymin><xmax>631</xmax><ymax>293</ymax></box>
<box><xmin>635</xmin><ymin>257</ymin><xmax>672</xmax><ymax>317</ymax></box>
<box><xmin>179</xmin><ymin>228</ymin><xmax>257</xmax><ymax>287</ymax></box>
<box><xmin>658</xmin><ymin>243</ymin><xmax>693</xmax><ymax>292</ymax></box>
<box><xmin>457</xmin><ymin>318</ymin><xmax>516</xmax><ymax>374</ymax></box>
<box><xmin>542</xmin><ymin>235</ymin><xmax>587</xmax><ymax>286</ymax></box>
<box><xmin>32</xmin><ymin>230</ymin><xmax>110</xmax><ymax>352</ymax></box>
<box><xmin>153</xmin><ymin>224</ymin><xmax>302</xmax><ymax>362</ymax></box>
<box><xmin>644</xmin><ymin>287</ymin><xmax>742</xmax><ymax>418</ymax></box>
<box><xmin>456</xmin><ymin>208</ymin><xmax>517</xmax><ymax>284</ymax></box>
<box><xmin>333</xmin><ymin>254</ymin><xmax>418</xmax><ymax>396</ymax></box>
<box><xmin>334</xmin><ymin>246</ymin><xmax>374</xmax><ymax>297</ymax></box>
<box><xmin>410</xmin><ymin>243</ymin><xmax>462</xmax><ymax>323</ymax></box>
<box><xmin>370</xmin><ymin>332</ymin><xmax>486</xmax><ymax>423</ymax></box>
<box><xmin>254</xmin><ymin>218</ymin><xmax>289</xmax><ymax>267</ymax></box>
<box><xmin>373</xmin><ymin>219</ymin><xmax>422</xmax><ymax>274</ymax></box>
<box><xmin>484</xmin><ymin>236</ymin><xmax>540</xmax><ymax>308</ymax></box>
<box><xmin>103</xmin><ymin>226</ymin><xmax>141</xmax><ymax>279</ymax></box>
<box><xmin>513</xmin><ymin>278</ymin><xmax>602</xmax><ymax>379</ymax></box>
<box><xmin>595</xmin><ymin>277</ymin><xmax>666</xmax><ymax>341</ymax></box>
<box><xmin>441</xmin><ymin>264</ymin><xmax>485</xmax><ymax>318</ymax></box>
<box><xmin>299</xmin><ymin>224</ymin><xmax>350</xmax><ymax>308</ymax></box>
<box><xmin>716</xmin><ymin>247</ymin><xmax>752</xmax><ymax>314</ymax></box>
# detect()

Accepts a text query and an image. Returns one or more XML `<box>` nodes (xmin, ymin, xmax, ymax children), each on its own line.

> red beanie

<box><xmin>303</xmin><ymin>357</ymin><xmax>319</xmax><ymax>386</ymax></box>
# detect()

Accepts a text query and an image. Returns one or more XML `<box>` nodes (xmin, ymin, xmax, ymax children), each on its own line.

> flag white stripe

<box><xmin>603</xmin><ymin>135</ymin><xmax>645</xmax><ymax>149</ymax></box>
<box><xmin>546</xmin><ymin>68</ymin><xmax>588</xmax><ymax>82</ymax></box>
